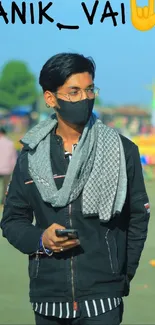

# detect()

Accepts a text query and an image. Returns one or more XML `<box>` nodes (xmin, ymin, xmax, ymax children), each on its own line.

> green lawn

<box><xmin>0</xmin><ymin>181</ymin><xmax>154</xmax><ymax>324</ymax></box>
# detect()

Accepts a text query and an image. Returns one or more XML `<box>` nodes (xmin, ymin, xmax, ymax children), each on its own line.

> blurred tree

<box><xmin>0</xmin><ymin>60</ymin><xmax>38</xmax><ymax>110</ymax></box>
<box><xmin>95</xmin><ymin>97</ymin><xmax>102</xmax><ymax>106</ymax></box>
<box><xmin>37</xmin><ymin>93</ymin><xmax>55</xmax><ymax>114</ymax></box>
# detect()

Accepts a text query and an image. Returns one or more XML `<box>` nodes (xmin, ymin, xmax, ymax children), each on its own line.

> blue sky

<box><xmin>0</xmin><ymin>0</ymin><xmax>155</xmax><ymax>106</ymax></box>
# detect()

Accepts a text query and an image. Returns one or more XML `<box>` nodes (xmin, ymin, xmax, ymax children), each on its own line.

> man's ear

<box><xmin>44</xmin><ymin>91</ymin><xmax>57</xmax><ymax>108</ymax></box>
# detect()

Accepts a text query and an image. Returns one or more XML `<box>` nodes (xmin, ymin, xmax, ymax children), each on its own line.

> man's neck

<box><xmin>56</xmin><ymin>118</ymin><xmax>84</xmax><ymax>143</ymax></box>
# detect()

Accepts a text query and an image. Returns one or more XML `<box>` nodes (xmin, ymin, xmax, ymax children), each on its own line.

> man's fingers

<box><xmin>53</xmin><ymin>236</ymin><xmax>68</xmax><ymax>243</ymax></box>
<box><xmin>55</xmin><ymin>239</ymin><xmax>80</xmax><ymax>247</ymax></box>
<box><xmin>63</xmin><ymin>239</ymin><xmax>80</xmax><ymax>246</ymax></box>
<box><xmin>64</xmin><ymin>242</ymin><xmax>80</xmax><ymax>250</ymax></box>
<box><xmin>52</xmin><ymin>240</ymin><xmax>80</xmax><ymax>252</ymax></box>
<box><xmin>54</xmin><ymin>239</ymin><xmax>69</xmax><ymax>246</ymax></box>
<box><xmin>149</xmin><ymin>0</ymin><xmax>155</xmax><ymax>14</ymax></box>
<box><xmin>54</xmin><ymin>245</ymin><xmax>79</xmax><ymax>253</ymax></box>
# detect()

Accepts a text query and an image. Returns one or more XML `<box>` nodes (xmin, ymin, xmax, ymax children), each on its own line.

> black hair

<box><xmin>0</xmin><ymin>127</ymin><xmax>6</xmax><ymax>134</ymax></box>
<box><xmin>39</xmin><ymin>53</ymin><xmax>96</xmax><ymax>93</ymax></box>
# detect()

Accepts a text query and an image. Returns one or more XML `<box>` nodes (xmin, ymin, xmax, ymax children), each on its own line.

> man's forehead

<box><xmin>62</xmin><ymin>73</ymin><xmax>93</xmax><ymax>89</ymax></box>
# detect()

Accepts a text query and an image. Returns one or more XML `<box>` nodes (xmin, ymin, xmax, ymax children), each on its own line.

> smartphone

<box><xmin>55</xmin><ymin>229</ymin><xmax>79</xmax><ymax>239</ymax></box>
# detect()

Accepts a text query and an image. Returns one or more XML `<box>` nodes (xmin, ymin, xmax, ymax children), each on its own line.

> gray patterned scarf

<box><xmin>22</xmin><ymin>114</ymin><xmax>127</xmax><ymax>222</ymax></box>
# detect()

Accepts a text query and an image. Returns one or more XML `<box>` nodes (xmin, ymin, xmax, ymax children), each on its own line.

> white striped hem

<box><xmin>39</xmin><ymin>303</ymin><xmax>43</xmax><ymax>314</ymax></box>
<box><xmin>92</xmin><ymin>299</ymin><xmax>98</xmax><ymax>316</ymax></box>
<box><xmin>35</xmin><ymin>303</ymin><xmax>38</xmax><ymax>312</ymax></box>
<box><xmin>108</xmin><ymin>298</ymin><xmax>112</xmax><ymax>310</ymax></box>
<box><xmin>73</xmin><ymin>309</ymin><xmax>76</xmax><ymax>318</ymax></box>
<box><xmin>100</xmin><ymin>299</ymin><xmax>105</xmax><ymax>313</ymax></box>
<box><xmin>114</xmin><ymin>297</ymin><xmax>117</xmax><ymax>307</ymax></box>
<box><xmin>59</xmin><ymin>302</ymin><xmax>62</xmax><ymax>318</ymax></box>
<box><xmin>85</xmin><ymin>300</ymin><xmax>91</xmax><ymax>317</ymax></box>
<box><xmin>33</xmin><ymin>297</ymin><xmax>122</xmax><ymax>318</ymax></box>
<box><xmin>52</xmin><ymin>302</ymin><xmax>56</xmax><ymax>316</ymax></box>
<box><xmin>66</xmin><ymin>302</ymin><xmax>70</xmax><ymax>318</ymax></box>
<box><xmin>45</xmin><ymin>302</ymin><xmax>48</xmax><ymax>316</ymax></box>
<box><xmin>117</xmin><ymin>297</ymin><xmax>121</xmax><ymax>304</ymax></box>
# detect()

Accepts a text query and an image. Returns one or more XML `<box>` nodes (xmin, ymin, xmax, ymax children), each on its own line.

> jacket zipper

<box><xmin>69</xmin><ymin>203</ymin><xmax>78</xmax><ymax>312</ymax></box>
<box><xmin>34</xmin><ymin>253</ymin><xmax>40</xmax><ymax>278</ymax></box>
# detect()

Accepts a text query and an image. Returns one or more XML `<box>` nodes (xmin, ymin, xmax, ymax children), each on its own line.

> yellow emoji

<box><xmin>131</xmin><ymin>0</ymin><xmax>155</xmax><ymax>31</ymax></box>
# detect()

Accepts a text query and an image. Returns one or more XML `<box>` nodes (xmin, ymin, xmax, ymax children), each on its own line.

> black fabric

<box><xmin>0</xmin><ymin>133</ymin><xmax>150</xmax><ymax>303</ymax></box>
<box><xmin>34</xmin><ymin>301</ymin><xmax>124</xmax><ymax>325</ymax></box>
<box><xmin>55</xmin><ymin>98</ymin><xmax>94</xmax><ymax>125</ymax></box>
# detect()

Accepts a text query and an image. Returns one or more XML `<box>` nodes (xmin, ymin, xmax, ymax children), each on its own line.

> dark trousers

<box><xmin>34</xmin><ymin>302</ymin><xmax>123</xmax><ymax>325</ymax></box>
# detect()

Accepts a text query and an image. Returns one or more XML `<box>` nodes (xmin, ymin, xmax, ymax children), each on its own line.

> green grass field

<box><xmin>0</xmin><ymin>181</ymin><xmax>154</xmax><ymax>325</ymax></box>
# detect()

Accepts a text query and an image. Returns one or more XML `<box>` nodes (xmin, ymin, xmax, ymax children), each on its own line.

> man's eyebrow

<box><xmin>67</xmin><ymin>83</ymin><xmax>94</xmax><ymax>90</ymax></box>
<box><xmin>86</xmin><ymin>83</ymin><xmax>94</xmax><ymax>88</ymax></box>
<box><xmin>68</xmin><ymin>86</ymin><xmax>80</xmax><ymax>90</ymax></box>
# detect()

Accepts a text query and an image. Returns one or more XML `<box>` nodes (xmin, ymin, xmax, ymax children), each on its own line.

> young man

<box><xmin>0</xmin><ymin>53</ymin><xmax>150</xmax><ymax>325</ymax></box>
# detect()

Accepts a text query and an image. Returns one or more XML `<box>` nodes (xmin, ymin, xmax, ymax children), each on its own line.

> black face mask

<box><xmin>55</xmin><ymin>98</ymin><xmax>95</xmax><ymax>125</ymax></box>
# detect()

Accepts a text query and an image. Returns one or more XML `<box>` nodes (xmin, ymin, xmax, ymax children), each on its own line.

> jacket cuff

<box><xmin>37</xmin><ymin>233</ymin><xmax>53</xmax><ymax>256</ymax></box>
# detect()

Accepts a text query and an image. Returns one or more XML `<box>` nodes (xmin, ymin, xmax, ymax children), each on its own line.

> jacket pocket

<box><xmin>28</xmin><ymin>255</ymin><xmax>40</xmax><ymax>279</ymax></box>
<box><xmin>105</xmin><ymin>229</ymin><xmax>119</xmax><ymax>273</ymax></box>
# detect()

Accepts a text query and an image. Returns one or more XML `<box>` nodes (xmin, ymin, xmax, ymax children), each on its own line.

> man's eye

<box><xmin>69</xmin><ymin>91</ymin><xmax>79</xmax><ymax>95</ymax></box>
<box><xmin>87</xmin><ymin>88</ymin><xmax>94</xmax><ymax>93</ymax></box>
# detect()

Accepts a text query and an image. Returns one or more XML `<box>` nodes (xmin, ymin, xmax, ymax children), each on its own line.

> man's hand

<box><xmin>42</xmin><ymin>223</ymin><xmax>80</xmax><ymax>253</ymax></box>
<box><xmin>130</xmin><ymin>0</ymin><xmax>155</xmax><ymax>31</ymax></box>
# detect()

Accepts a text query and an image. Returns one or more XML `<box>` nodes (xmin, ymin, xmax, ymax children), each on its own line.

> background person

<box><xmin>0</xmin><ymin>127</ymin><xmax>17</xmax><ymax>205</ymax></box>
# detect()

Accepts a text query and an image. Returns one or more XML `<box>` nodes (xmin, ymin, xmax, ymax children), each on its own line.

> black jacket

<box><xmin>0</xmin><ymin>131</ymin><xmax>150</xmax><ymax>303</ymax></box>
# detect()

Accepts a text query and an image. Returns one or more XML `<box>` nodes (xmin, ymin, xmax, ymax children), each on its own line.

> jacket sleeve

<box><xmin>126</xmin><ymin>144</ymin><xmax>150</xmax><ymax>281</ymax></box>
<box><xmin>0</xmin><ymin>156</ymin><xmax>43</xmax><ymax>255</ymax></box>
